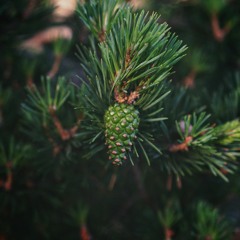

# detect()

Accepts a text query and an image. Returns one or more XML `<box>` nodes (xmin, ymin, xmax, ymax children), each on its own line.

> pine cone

<box><xmin>104</xmin><ymin>103</ymin><xmax>140</xmax><ymax>165</ymax></box>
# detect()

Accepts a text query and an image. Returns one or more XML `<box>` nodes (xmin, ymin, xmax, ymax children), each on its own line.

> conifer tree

<box><xmin>0</xmin><ymin>0</ymin><xmax>240</xmax><ymax>239</ymax></box>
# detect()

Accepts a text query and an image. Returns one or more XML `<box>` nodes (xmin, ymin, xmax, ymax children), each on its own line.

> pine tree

<box><xmin>1</xmin><ymin>0</ymin><xmax>240</xmax><ymax>239</ymax></box>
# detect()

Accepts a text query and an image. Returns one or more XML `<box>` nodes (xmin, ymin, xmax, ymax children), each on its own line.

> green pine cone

<box><xmin>104</xmin><ymin>103</ymin><xmax>140</xmax><ymax>165</ymax></box>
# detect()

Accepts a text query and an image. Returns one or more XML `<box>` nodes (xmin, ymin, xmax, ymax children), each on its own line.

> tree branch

<box><xmin>169</xmin><ymin>136</ymin><xmax>193</xmax><ymax>152</ymax></box>
<box><xmin>49</xmin><ymin>106</ymin><xmax>82</xmax><ymax>141</ymax></box>
<box><xmin>47</xmin><ymin>55</ymin><xmax>63</xmax><ymax>79</ymax></box>
<box><xmin>211</xmin><ymin>13</ymin><xmax>230</xmax><ymax>42</ymax></box>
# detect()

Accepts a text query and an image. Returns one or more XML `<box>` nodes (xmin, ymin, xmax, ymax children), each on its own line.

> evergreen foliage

<box><xmin>0</xmin><ymin>0</ymin><xmax>240</xmax><ymax>239</ymax></box>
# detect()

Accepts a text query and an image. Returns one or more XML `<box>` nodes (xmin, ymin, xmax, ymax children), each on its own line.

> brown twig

<box><xmin>220</xmin><ymin>168</ymin><xmax>229</xmax><ymax>175</ymax></box>
<box><xmin>114</xmin><ymin>47</ymin><xmax>142</xmax><ymax>104</ymax></box>
<box><xmin>26</xmin><ymin>75</ymin><xmax>35</xmax><ymax>90</ymax></box>
<box><xmin>166</xmin><ymin>175</ymin><xmax>182</xmax><ymax>190</ymax></box>
<box><xmin>98</xmin><ymin>29</ymin><xmax>106</xmax><ymax>42</ymax></box>
<box><xmin>44</xmin><ymin>107</ymin><xmax>83</xmax><ymax>156</ymax></box>
<box><xmin>49</xmin><ymin>106</ymin><xmax>82</xmax><ymax>141</ymax></box>
<box><xmin>220</xmin><ymin>161</ymin><xmax>229</xmax><ymax>175</ymax></box>
<box><xmin>4</xmin><ymin>171</ymin><xmax>13</xmax><ymax>191</ymax></box>
<box><xmin>43</xmin><ymin>124</ymin><xmax>62</xmax><ymax>156</ymax></box>
<box><xmin>211</xmin><ymin>13</ymin><xmax>230</xmax><ymax>42</ymax></box>
<box><xmin>165</xmin><ymin>228</ymin><xmax>174</xmax><ymax>240</ymax></box>
<box><xmin>80</xmin><ymin>224</ymin><xmax>91</xmax><ymax>240</ymax></box>
<box><xmin>125</xmin><ymin>47</ymin><xmax>131</xmax><ymax>68</ymax></box>
<box><xmin>176</xmin><ymin>176</ymin><xmax>182</xmax><ymax>189</ymax></box>
<box><xmin>114</xmin><ymin>87</ymin><xmax>128</xmax><ymax>103</ymax></box>
<box><xmin>183</xmin><ymin>69</ymin><xmax>196</xmax><ymax>89</ymax></box>
<box><xmin>126</xmin><ymin>0</ymin><xmax>146</xmax><ymax>9</ymax></box>
<box><xmin>47</xmin><ymin>55</ymin><xmax>63</xmax><ymax>79</ymax></box>
<box><xmin>4</xmin><ymin>162</ymin><xmax>13</xmax><ymax>191</ymax></box>
<box><xmin>114</xmin><ymin>85</ymin><xmax>141</xmax><ymax>104</ymax></box>
<box><xmin>169</xmin><ymin>136</ymin><xmax>193</xmax><ymax>153</ymax></box>
<box><xmin>21</xmin><ymin>26</ymin><xmax>72</xmax><ymax>53</ymax></box>
<box><xmin>127</xmin><ymin>90</ymin><xmax>140</xmax><ymax>104</ymax></box>
<box><xmin>108</xmin><ymin>173</ymin><xmax>117</xmax><ymax>191</ymax></box>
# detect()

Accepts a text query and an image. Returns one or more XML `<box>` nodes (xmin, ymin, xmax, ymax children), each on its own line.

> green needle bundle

<box><xmin>77</xmin><ymin>1</ymin><xmax>186</xmax><ymax>165</ymax></box>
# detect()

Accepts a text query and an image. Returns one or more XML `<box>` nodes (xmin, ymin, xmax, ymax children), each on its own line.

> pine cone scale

<box><xmin>104</xmin><ymin>103</ymin><xmax>140</xmax><ymax>165</ymax></box>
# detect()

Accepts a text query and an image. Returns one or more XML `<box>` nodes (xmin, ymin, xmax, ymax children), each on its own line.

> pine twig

<box><xmin>114</xmin><ymin>85</ymin><xmax>141</xmax><ymax>104</ymax></box>
<box><xmin>127</xmin><ymin>90</ymin><xmax>140</xmax><ymax>104</ymax></box>
<box><xmin>108</xmin><ymin>173</ymin><xmax>117</xmax><ymax>191</ymax></box>
<box><xmin>26</xmin><ymin>75</ymin><xmax>34</xmax><ymax>90</ymax></box>
<box><xmin>166</xmin><ymin>175</ymin><xmax>182</xmax><ymax>190</ymax></box>
<box><xmin>220</xmin><ymin>167</ymin><xmax>229</xmax><ymax>175</ymax></box>
<box><xmin>182</xmin><ymin>69</ymin><xmax>196</xmax><ymax>89</ymax></box>
<box><xmin>211</xmin><ymin>13</ymin><xmax>230</xmax><ymax>42</ymax></box>
<box><xmin>43</xmin><ymin>124</ymin><xmax>62</xmax><ymax>156</ymax></box>
<box><xmin>4</xmin><ymin>162</ymin><xmax>13</xmax><ymax>191</ymax></box>
<box><xmin>4</xmin><ymin>171</ymin><xmax>13</xmax><ymax>191</ymax></box>
<box><xmin>47</xmin><ymin>54</ymin><xmax>63</xmax><ymax>79</ymax></box>
<box><xmin>114</xmin><ymin>47</ymin><xmax>141</xmax><ymax>104</ymax></box>
<box><xmin>98</xmin><ymin>29</ymin><xmax>106</xmax><ymax>42</ymax></box>
<box><xmin>165</xmin><ymin>228</ymin><xmax>174</xmax><ymax>240</ymax></box>
<box><xmin>80</xmin><ymin>224</ymin><xmax>91</xmax><ymax>240</ymax></box>
<box><xmin>176</xmin><ymin>176</ymin><xmax>182</xmax><ymax>189</ymax></box>
<box><xmin>125</xmin><ymin>47</ymin><xmax>131</xmax><ymax>68</ymax></box>
<box><xmin>169</xmin><ymin>136</ymin><xmax>193</xmax><ymax>152</ymax></box>
<box><xmin>49</xmin><ymin>106</ymin><xmax>82</xmax><ymax>141</ymax></box>
<box><xmin>114</xmin><ymin>87</ymin><xmax>128</xmax><ymax>103</ymax></box>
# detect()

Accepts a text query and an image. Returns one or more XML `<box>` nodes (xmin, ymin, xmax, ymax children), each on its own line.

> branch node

<box><xmin>169</xmin><ymin>136</ymin><xmax>193</xmax><ymax>153</ymax></box>
<box><xmin>211</xmin><ymin>13</ymin><xmax>230</xmax><ymax>42</ymax></box>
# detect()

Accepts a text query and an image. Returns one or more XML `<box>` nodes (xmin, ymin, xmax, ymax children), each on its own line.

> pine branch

<box><xmin>47</xmin><ymin>39</ymin><xmax>71</xmax><ymax>79</ymax></box>
<box><xmin>0</xmin><ymin>138</ymin><xmax>32</xmax><ymax>191</ymax></box>
<box><xmin>209</xmin><ymin>73</ymin><xmax>240</xmax><ymax>122</ymax></box>
<box><xmin>211</xmin><ymin>12</ymin><xmax>230</xmax><ymax>42</ymax></box>
<box><xmin>77</xmin><ymin>0</ymin><xmax>129</xmax><ymax>42</ymax></box>
<box><xmin>48</xmin><ymin>106</ymin><xmax>82</xmax><ymax>141</ymax></box>
<box><xmin>152</xmin><ymin>109</ymin><xmax>240</xmax><ymax>179</ymax></box>
<box><xmin>194</xmin><ymin>201</ymin><xmax>232</xmax><ymax>240</ymax></box>
<box><xmin>22</xmin><ymin>77</ymin><xmax>81</xmax><ymax>157</ymax></box>
<box><xmin>76</xmin><ymin>3</ymin><xmax>186</xmax><ymax>165</ymax></box>
<box><xmin>158</xmin><ymin>200</ymin><xmax>181</xmax><ymax>240</ymax></box>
